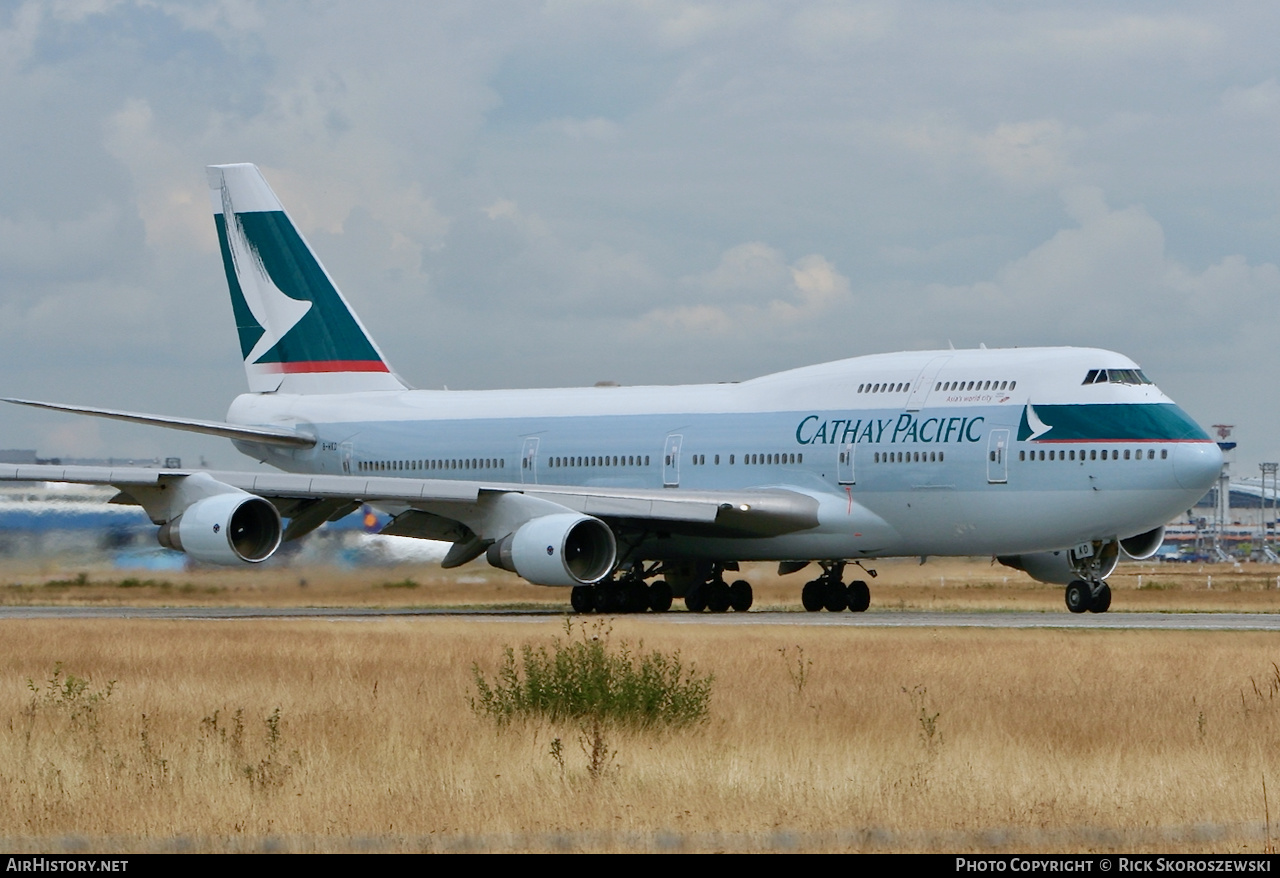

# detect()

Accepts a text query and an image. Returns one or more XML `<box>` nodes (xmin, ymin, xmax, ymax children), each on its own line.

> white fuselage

<box><xmin>226</xmin><ymin>346</ymin><xmax>1223</xmax><ymax>561</ymax></box>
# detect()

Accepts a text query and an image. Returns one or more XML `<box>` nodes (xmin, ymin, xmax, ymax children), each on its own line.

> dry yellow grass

<box><xmin>0</xmin><ymin>616</ymin><xmax>1278</xmax><ymax>852</ymax></box>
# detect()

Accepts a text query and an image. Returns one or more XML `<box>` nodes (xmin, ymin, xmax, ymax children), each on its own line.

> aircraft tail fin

<box><xmin>207</xmin><ymin>164</ymin><xmax>408</xmax><ymax>394</ymax></box>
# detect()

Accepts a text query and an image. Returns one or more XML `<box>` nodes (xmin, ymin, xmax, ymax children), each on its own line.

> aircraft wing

<box><xmin>0</xmin><ymin>463</ymin><xmax>821</xmax><ymax>545</ymax></box>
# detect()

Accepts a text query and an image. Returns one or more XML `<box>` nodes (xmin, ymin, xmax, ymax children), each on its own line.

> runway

<box><xmin>0</xmin><ymin>605</ymin><xmax>1277</xmax><ymax>630</ymax></box>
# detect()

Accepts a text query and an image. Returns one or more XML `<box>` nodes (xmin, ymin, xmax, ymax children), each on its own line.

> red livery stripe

<box><xmin>256</xmin><ymin>360</ymin><xmax>390</xmax><ymax>374</ymax></box>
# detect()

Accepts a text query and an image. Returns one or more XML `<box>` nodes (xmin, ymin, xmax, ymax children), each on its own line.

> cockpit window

<box><xmin>1083</xmin><ymin>369</ymin><xmax>1152</xmax><ymax>386</ymax></box>
<box><xmin>1110</xmin><ymin>369</ymin><xmax>1151</xmax><ymax>385</ymax></box>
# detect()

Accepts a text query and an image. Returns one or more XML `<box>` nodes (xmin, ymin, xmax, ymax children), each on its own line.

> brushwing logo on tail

<box><xmin>220</xmin><ymin>183</ymin><xmax>313</xmax><ymax>369</ymax></box>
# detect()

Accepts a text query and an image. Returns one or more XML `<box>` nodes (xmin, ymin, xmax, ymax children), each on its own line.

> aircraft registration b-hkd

<box><xmin>1</xmin><ymin>164</ymin><xmax>1224</xmax><ymax>615</ymax></box>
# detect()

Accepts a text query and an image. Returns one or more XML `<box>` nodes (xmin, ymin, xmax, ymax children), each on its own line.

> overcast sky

<box><xmin>0</xmin><ymin>1</ymin><xmax>1277</xmax><ymax>475</ymax></box>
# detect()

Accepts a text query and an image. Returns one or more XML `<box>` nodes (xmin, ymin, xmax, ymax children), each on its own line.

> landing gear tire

<box><xmin>801</xmin><ymin>580</ymin><xmax>824</xmax><ymax>612</ymax></box>
<box><xmin>729</xmin><ymin>580</ymin><xmax>753</xmax><ymax>612</ymax></box>
<box><xmin>623</xmin><ymin>580</ymin><xmax>649</xmax><ymax>613</ymax></box>
<box><xmin>1088</xmin><ymin>583</ymin><xmax>1112</xmax><ymax>614</ymax></box>
<box><xmin>649</xmin><ymin>580</ymin><xmax>673</xmax><ymax>613</ymax></box>
<box><xmin>847</xmin><ymin>580</ymin><xmax>871</xmax><ymax>613</ymax></box>
<box><xmin>707</xmin><ymin>581</ymin><xmax>732</xmax><ymax>613</ymax></box>
<box><xmin>685</xmin><ymin>583</ymin><xmax>707</xmax><ymax>613</ymax></box>
<box><xmin>1065</xmin><ymin>580</ymin><xmax>1093</xmax><ymax>614</ymax></box>
<box><xmin>823</xmin><ymin>580</ymin><xmax>848</xmax><ymax>613</ymax></box>
<box><xmin>570</xmin><ymin>585</ymin><xmax>595</xmax><ymax>614</ymax></box>
<box><xmin>595</xmin><ymin>582</ymin><xmax>622</xmax><ymax>614</ymax></box>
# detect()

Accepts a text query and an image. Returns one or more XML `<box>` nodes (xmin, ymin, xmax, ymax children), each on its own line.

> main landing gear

<box><xmin>684</xmin><ymin>574</ymin><xmax>753</xmax><ymax>614</ymax></box>
<box><xmin>800</xmin><ymin>561</ymin><xmax>871</xmax><ymax>613</ymax></box>
<box><xmin>568</xmin><ymin>562</ymin><xmax>756</xmax><ymax>614</ymax></box>
<box><xmin>570</xmin><ymin>574</ymin><xmax>673</xmax><ymax>615</ymax></box>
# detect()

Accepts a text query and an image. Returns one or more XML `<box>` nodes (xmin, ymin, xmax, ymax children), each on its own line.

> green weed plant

<box><xmin>472</xmin><ymin>619</ymin><xmax>712</xmax><ymax>730</ymax></box>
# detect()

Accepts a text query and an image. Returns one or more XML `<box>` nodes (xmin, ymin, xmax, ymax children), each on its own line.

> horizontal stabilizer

<box><xmin>2</xmin><ymin>398</ymin><xmax>315</xmax><ymax>448</ymax></box>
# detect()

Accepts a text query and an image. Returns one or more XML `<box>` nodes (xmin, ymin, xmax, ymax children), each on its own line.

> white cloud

<box><xmin>639</xmin><ymin>244</ymin><xmax>852</xmax><ymax>335</ymax></box>
<box><xmin>545</xmin><ymin>116</ymin><xmax>623</xmax><ymax>142</ymax></box>
<box><xmin>973</xmin><ymin>120</ymin><xmax>1075</xmax><ymax>189</ymax></box>
<box><xmin>0</xmin><ymin>2</ymin><xmax>43</xmax><ymax>73</ymax></box>
<box><xmin>0</xmin><ymin>203</ymin><xmax>135</xmax><ymax>281</ymax></box>
<box><xmin>788</xmin><ymin>3</ymin><xmax>892</xmax><ymax>55</ymax></box>
<box><xmin>887</xmin><ymin>116</ymin><xmax>1077</xmax><ymax>190</ymax></box>
<box><xmin>924</xmin><ymin>187</ymin><xmax>1280</xmax><ymax>345</ymax></box>
<box><xmin>1042</xmin><ymin>14</ymin><xmax>1222</xmax><ymax>58</ymax></box>
<box><xmin>1221</xmin><ymin>78</ymin><xmax>1280</xmax><ymax>118</ymax></box>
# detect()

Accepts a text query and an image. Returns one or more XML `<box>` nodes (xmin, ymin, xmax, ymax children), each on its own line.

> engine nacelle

<box><xmin>486</xmin><ymin>513</ymin><xmax>616</xmax><ymax>586</ymax></box>
<box><xmin>997</xmin><ymin>540</ymin><xmax>1120</xmax><ymax>586</ymax></box>
<box><xmin>1120</xmin><ymin>526</ymin><xmax>1165</xmax><ymax>560</ymax></box>
<box><xmin>157</xmin><ymin>493</ymin><xmax>282</xmax><ymax>565</ymax></box>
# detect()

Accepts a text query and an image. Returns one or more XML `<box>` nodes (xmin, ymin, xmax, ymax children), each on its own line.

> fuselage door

<box><xmin>837</xmin><ymin>441</ymin><xmax>855</xmax><ymax>485</ymax></box>
<box><xmin>521</xmin><ymin>437</ymin><xmax>540</xmax><ymax>485</ymax></box>
<box><xmin>340</xmin><ymin>442</ymin><xmax>353</xmax><ymax>475</ymax></box>
<box><xmin>906</xmin><ymin>356</ymin><xmax>952</xmax><ymax>412</ymax></box>
<box><xmin>987</xmin><ymin>429</ymin><xmax>1009</xmax><ymax>484</ymax></box>
<box><xmin>663</xmin><ymin>434</ymin><xmax>683</xmax><ymax>488</ymax></box>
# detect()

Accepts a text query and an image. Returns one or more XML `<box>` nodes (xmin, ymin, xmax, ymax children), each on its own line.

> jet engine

<box><xmin>486</xmin><ymin>513</ymin><xmax>617</xmax><ymax>586</ymax></box>
<box><xmin>157</xmin><ymin>493</ymin><xmax>282</xmax><ymax>565</ymax></box>
<box><xmin>1120</xmin><ymin>526</ymin><xmax>1165</xmax><ymax>560</ymax></box>
<box><xmin>997</xmin><ymin>539</ymin><xmax>1120</xmax><ymax>586</ymax></box>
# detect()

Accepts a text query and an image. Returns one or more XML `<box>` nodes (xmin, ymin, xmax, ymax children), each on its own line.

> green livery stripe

<box><xmin>214</xmin><ymin>212</ymin><xmax>383</xmax><ymax>365</ymax></box>
<box><xmin>1018</xmin><ymin>404</ymin><xmax>1210</xmax><ymax>442</ymax></box>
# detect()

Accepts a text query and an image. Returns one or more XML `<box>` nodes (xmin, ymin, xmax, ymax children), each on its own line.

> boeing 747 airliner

<box><xmin>1</xmin><ymin>165</ymin><xmax>1223</xmax><ymax>614</ymax></box>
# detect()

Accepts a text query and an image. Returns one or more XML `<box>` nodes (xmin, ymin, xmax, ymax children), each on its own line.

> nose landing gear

<box><xmin>1063</xmin><ymin>541</ymin><xmax>1117</xmax><ymax>614</ymax></box>
<box><xmin>1065</xmin><ymin>579</ymin><xmax>1112</xmax><ymax>614</ymax></box>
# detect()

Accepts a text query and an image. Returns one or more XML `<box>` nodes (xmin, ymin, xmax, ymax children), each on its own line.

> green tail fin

<box><xmin>208</xmin><ymin>164</ymin><xmax>407</xmax><ymax>394</ymax></box>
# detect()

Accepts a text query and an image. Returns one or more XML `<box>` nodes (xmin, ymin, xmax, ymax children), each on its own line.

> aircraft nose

<box><xmin>1173</xmin><ymin>442</ymin><xmax>1224</xmax><ymax>492</ymax></box>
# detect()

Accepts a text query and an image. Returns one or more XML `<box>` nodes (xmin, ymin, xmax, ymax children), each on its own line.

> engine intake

<box><xmin>486</xmin><ymin>513</ymin><xmax>616</xmax><ymax>586</ymax></box>
<box><xmin>158</xmin><ymin>493</ymin><xmax>282</xmax><ymax>565</ymax></box>
<box><xmin>1120</xmin><ymin>526</ymin><xmax>1165</xmax><ymax>560</ymax></box>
